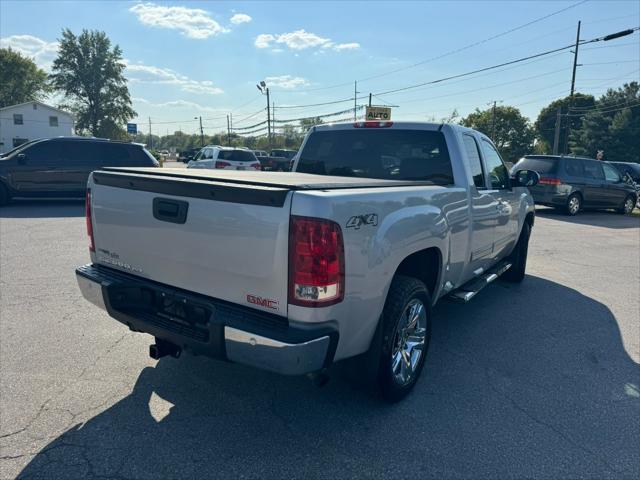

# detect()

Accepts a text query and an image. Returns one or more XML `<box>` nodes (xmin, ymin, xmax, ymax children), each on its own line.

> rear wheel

<box><xmin>0</xmin><ymin>183</ymin><xmax>10</xmax><ymax>206</ymax></box>
<box><xmin>376</xmin><ymin>276</ymin><xmax>432</xmax><ymax>402</ymax></box>
<box><xmin>503</xmin><ymin>222</ymin><xmax>530</xmax><ymax>283</ymax></box>
<box><xmin>617</xmin><ymin>195</ymin><xmax>635</xmax><ymax>215</ymax></box>
<box><xmin>565</xmin><ymin>193</ymin><xmax>581</xmax><ymax>216</ymax></box>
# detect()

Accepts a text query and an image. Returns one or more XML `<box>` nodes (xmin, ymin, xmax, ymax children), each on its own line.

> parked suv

<box><xmin>187</xmin><ymin>146</ymin><xmax>261</xmax><ymax>171</ymax></box>
<box><xmin>512</xmin><ymin>155</ymin><xmax>637</xmax><ymax>215</ymax></box>
<box><xmin>0</xmin><ymin>137</ymin><xmax>158</xmax><ymax>205</ymax></box>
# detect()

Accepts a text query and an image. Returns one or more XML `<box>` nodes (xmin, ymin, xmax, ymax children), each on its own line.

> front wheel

<box><xmin>503</xmin><ymin>222</ymin><xmax>531</xmax><ymax>283</ymax></box>
<box><xmin>377</xmin><ymin>276</ymin><xmax>432</xmax><ymax>402</ymax></box>
<box><xmin>617</xmin><ymin>195</ymin><xmax>636</xmax><ymax>215</ymax></box>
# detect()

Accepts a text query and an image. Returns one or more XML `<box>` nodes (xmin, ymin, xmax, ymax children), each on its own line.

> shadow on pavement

<box><xmin>535</xmin><ymin>206</ymin><xmax>640</xmax><ymax>229</ymax></box>
<box><xmin>17</xmin><ymin>276</ymin><xmax>640</xmax><ymax>479</ymax></box>
<box><xmin>0</xmin><ymin>199</ymin><xmax>85</xmax><ymax>218</ymax></box>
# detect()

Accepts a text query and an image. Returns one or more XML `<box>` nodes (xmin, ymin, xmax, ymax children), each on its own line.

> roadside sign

<box><xmin>365</xmin><ymin>106</ymin><xmax>392</xmax><ymax>121</ymax></box>
<box><xmin>127</xmin><ymin>123</ymin><xmax>137</xmax><ymax>134</ymax></box>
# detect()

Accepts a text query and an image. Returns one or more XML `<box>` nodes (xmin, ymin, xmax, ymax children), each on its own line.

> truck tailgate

<box><xmin>89</xmin><ymin>170</ymin><xmax>292</xmax><ymax>316</ymax></box>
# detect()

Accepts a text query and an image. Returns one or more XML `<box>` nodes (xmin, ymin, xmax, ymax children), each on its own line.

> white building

<box><xmin>0</xmin><ymin>101</ymin><xmax>75</xmax><ymax>154</ymax></box>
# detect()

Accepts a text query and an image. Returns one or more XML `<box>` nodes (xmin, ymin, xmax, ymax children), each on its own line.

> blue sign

<box><xmin>127</xmin><ymin>123</ymin><xmax>137</xmax><ymax>134</ymax></box>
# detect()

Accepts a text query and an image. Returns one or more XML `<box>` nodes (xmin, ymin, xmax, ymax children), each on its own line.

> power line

<box><xmin>270</xmin><ymin>0</ymin><xmax>589</xmax><ymax>93</ymax></box>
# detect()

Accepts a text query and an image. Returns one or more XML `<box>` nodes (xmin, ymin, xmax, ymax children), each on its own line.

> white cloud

<box><xmin>333</xmin><ymin>42</ymin><xmax>360</xmax><ymax>51</ymax></box>
<box><xmin>255</xmin><ymin>34</ymin><xmax>275</xmax><ymax>49</ymax></box>
<box><xmin>125</xmin><ymin>61</ymin><xmax>223</xmax><ymax>95</ymax></box>
<box><xmin>264</xmin><ymin>75</ymin><xmax>310</xmax><ymax>89</ymax></box>
<box><xmin>230</xmin><ymin>13</ymin><xmax>252</xmax><ymax>25</ymax></box>
<box><xmin>0</xmin><ymin>35</ymin><xmax>59</xmax><ymax>70</ymax></box>
<box><xmin>134</xmin><ymin>98</ymin><xmax>225</xmax><ymax>113</ymax></box>
<box><xmin>254</xmin><ymin>29</ymin><xmax>360</xmax><ymax>52</ymax></box>
<box><xmin>129</xmin><ymin>2</ymin><xmax>228</xmax><ymax>39</ymax></box>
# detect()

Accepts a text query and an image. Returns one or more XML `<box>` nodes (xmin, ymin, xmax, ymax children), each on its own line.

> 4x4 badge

<box><xmin>346</xmin><ymin>213</ymin><xmax>378</xmax><ymax>229</ymax></box>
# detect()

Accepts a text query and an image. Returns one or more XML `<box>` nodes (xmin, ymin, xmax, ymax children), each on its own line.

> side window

<box><xmin>99</xmin><ymin>144</ymin><xmax>132</xmax><ymax>166</ymax></box>
<box><xmin>58</xmin><ymin>142</ymin><xmax>100</xmax><ymax>166</ymax></box>
<box><xmin>462</xmin><ymin>135</ymin><xmax>485</xmax><ymax>189</ymax></box>
<box><xmin>24</xmin><ymin>142</ymin><xmax>62</xmax><ymax>164</ymax></box>
<box><xmin>480</xmin><ymin>139</ymin><xmax>509</xmax><ymax>189</ymax></box>
<box><xmin>13</xmin><ymin>114</ymin><xmax>23</xmax><ymax>125</ymax></box>
<box><xmin>602</xmin><ymin>163</ymin><xmax>621</xmax><ymax>182</ymax></box>
<box><xmin>564</xmin><ymin>158</ymin><xmax>584</xmax><ymax>177</ymax></box>
<box><xmin>583</xmin><ymin>161</ymin><xmax>605</xmax><ymax>180</ymax></box>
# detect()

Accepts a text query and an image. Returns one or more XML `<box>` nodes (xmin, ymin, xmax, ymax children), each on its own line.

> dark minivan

<box><xmin>0</xmin><ymin>137</ymin><xmax>158</xmax><ymax>205</ymax></box>
<box><xmin>512</xmin><ymin>155</ymin><xmax>637</xmax><ymax>215</ymax></box>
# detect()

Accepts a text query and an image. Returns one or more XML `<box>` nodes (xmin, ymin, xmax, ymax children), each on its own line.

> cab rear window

<box><xmin>297</xmin><ymin>129</ymin><xmax>453</xmax><ymax>185</ymax></box>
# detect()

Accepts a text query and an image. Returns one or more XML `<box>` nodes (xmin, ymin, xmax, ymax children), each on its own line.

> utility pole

<box><xmin>369</xmin><ymin>93</ymin><xmax>372</xmax><ymax>107</ymax></box>
<box><xmin>148</xmin><ymin>117</ymin><xmax>152</xmax><ymax>150</ymax></box>
<box><xmin>491</xmin><ymin>101</ymin><xmax>497</xmax><ymax>140</ymax></box>
<box><xmin>266</xmin><ymin>87</ymin><xmax>271</xmax><ymax>146</ymax></box>
<box><xmin>552</xmin><ymin>107</ymin><xmax>562</xmax><ymax>155</ymax></box>
<box><xmin>226</xmin><ymin>115</ymin><xmax>231</xmax><ymax>146</ymax></box>
<box><xmin>563</xmin><ymin>20</ymin><xmax>581</xmax><ymax>155</ymax></box>
<box><xmin>354</xmin><ymin>81</ymin><xmax>358</xmax><ymax>121</ymax></box>
<box><xmin>198</xmin><ymin>116</ymin><xmax>204</xmax><ymax>147</ymax></box>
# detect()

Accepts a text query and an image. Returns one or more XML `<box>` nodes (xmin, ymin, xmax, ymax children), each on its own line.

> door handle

<box><xmin>153</xmin><ymin>198</ymin><xmax>189</xmax><ymax>224</ymax></box>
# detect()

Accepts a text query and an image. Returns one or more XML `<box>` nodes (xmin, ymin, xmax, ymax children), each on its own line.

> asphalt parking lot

<box><xmin>1</xmin><ymin>202</ymin><xmax>639</xmax><ymax>479</ymax></box>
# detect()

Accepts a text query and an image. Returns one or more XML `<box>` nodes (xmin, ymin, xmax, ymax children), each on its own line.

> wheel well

<box><xmin>394</xmin><ymin>247</ymin><xmax>441</xmax><ymax>297</ymax></box>
<box><xmin>525</xmin><ymin>211</ymin><xmax>535</xmax><ymax>228</ymax></box>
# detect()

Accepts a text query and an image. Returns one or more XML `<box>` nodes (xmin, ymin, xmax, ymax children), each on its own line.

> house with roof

<box><xmin>0</xmin><ymin>101</ymin><xmax>75</xmax><ymax>154</ymax></box>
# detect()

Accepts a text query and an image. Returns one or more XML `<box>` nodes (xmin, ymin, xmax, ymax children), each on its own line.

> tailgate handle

<box><xmin>153</xmin><ymin>198</ymin><xmax>189</xmax><ymax>224</ymax></box>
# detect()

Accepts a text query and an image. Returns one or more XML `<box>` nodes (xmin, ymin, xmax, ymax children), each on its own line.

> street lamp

<box><xmin>257</xmin><ymin>80</ymin><xmax>271</xmax><ymax>145</ymax></box>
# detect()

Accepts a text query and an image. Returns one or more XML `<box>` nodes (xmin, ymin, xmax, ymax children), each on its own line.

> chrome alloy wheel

<box><xmin>391</xmin><ymin>299</ymin><xmax>427</xmax><ymax>386</ymax></box>
<box><xmin>624</xmin><ymin>197</ymin><xmax>635</xmax><ymax>214</ymax></box>
<box><xmin>568</xmin><ymin>196</ymin><xmax>580</xmax><ymax>215</ymax></box>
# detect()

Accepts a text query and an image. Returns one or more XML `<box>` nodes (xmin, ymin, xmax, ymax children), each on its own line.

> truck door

<box><xmin>479</xmin><ymin>138</ymin><xmax>519</xmax><ymax>260</ymax></box>
<box><xmin>462</xmin><ymin>134</ymin><xmax>497</xmax><ymax>272</ymax></box>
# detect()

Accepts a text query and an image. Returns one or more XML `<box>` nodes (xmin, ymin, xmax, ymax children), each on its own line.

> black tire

<box><xmin>565</xmin><ymin>193</ymin><xmax>581</xmax><ymax>216</ymax></box>
<box><xmin>617</xmin><ymin>195</ymin><xmax>636</xmax><ymax>215</ymax></box>
<box><xmin>0</xmin><ymin>183</ymin><xmax>10</xmax><ymax>206</ymax></box>
<box><xmin>376</xmin><ymin>275</ymin><xmax>432</xmax><ymax>403</ymax></box>
<box><xmin>503</xmin><ymin>222</ymin><xmax>531</xmax><ymax>283</ymax></box>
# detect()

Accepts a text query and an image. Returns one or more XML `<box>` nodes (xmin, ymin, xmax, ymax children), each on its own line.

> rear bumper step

<box><xmin>76</xmin><ymin>264</ymin><xmax>337</xmax><ymax>375</ymax></box>
<box><xmin>448</xmin><ymin>261</ymin><xmax>512</xmax><ymax>303</ymax></box>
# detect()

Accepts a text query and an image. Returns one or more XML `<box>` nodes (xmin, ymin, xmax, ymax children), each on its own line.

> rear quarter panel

<box><xmin>289</xmin><ymin>185</ymin><xmax>469</xmax><ymax>360</ymax></box>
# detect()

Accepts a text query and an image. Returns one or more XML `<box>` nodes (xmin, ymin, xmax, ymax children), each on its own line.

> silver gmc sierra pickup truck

<box><xmin>76</xmin><ymin>121</ymin><xmax>539</xmax><ymax>401</ymax></box>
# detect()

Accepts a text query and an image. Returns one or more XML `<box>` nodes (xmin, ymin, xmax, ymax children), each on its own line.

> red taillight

<box><xmin>538</xmin><ymin>176</ymin><xmax>561</xmax><ymax>185</ymax></box>
<box><xmin>353</xmin><ymin>121</ymin><xmax>394</xmax><ymax>128</ymax></box>
<box><xmin>215</xmin><ymin>161</ymin><xmax>231</xmax><ymax>169</ymax></box>
<box><xmin>85</xmin><ymin>189</ymin><xmax>95</xmax><ymax>252</ymax></box>
<box><xmin>289</xmin><ymin>216</ymin><xmax>344</xmax><ymax>307</ymax></box>
<box><xmin>251</xmin><ymin>162</ymin><xmax>262</xmax><ymax>170</ymax></box>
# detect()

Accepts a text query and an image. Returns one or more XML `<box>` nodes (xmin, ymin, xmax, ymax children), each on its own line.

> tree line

<box><xmin>1</xmin><ymin>28</ymin><xmax>638</xmax><ymax>163</ymax></box>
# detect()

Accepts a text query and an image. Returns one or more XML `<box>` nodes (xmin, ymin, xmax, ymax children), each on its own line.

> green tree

<box><xmin>461</xmin><ymin>105</ymin><xmax>534</xmax><ymax>163</ymax></box>
<box><xmin>300</xmin><ymin>117</ymin><xmax>323</xmax><ymax>131</ymax></box>
<box><xmin>0</xmin><ymin>48</ymin><xmax>50</xmax><ymax>107</ymax></box>
<box><xmin>50</xmin><ymin>29</ymin><xmax>135</xmax><ymax>138</ymax></box>
<box><xmin>534</xmin><ymin>93</ymin><xmax>595</xmax><ymax>153</ymax></box>
<box><xmin>570</xmin><ymin>82</ymin><xmax>639</xmax><ymax>161</ymax></box>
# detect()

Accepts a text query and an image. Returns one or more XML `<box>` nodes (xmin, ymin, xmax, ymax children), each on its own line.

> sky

<box><xmin>1</xmin><ymin>0</ymin><xmax>639</xmax><ymax>136</ymax></box>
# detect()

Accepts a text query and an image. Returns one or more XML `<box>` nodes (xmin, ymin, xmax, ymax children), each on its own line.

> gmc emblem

<box><xmin>246</xmin><ymin>294</ymin><xmax>279</xmax><ymax>310</ymax></box>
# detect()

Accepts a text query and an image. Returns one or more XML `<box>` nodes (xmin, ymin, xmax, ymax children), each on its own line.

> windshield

<box><xmin>514</xmin><ymin>156</ymin><xmax>559</xmax><ymax>174</ymax></box>
<box><xmin>296</xmin><ymin>129</ymin><xmax>453</xmax><ymax>184</ymax></box>
<box><xmin>0</xmin><ymin>139</ymin><xmax>39</xmax><ymax>157</ymax></box>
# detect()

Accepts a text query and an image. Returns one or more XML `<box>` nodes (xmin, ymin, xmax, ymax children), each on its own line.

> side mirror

<box><xmin>512</xmin><ymin>169</ymin><xmax>539</xmax><ymax>187</ymax></box>
<box><xmin>17</xmin><ymin>153</ymin><xmax>27</xmax><ymax>165</ymax></box>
